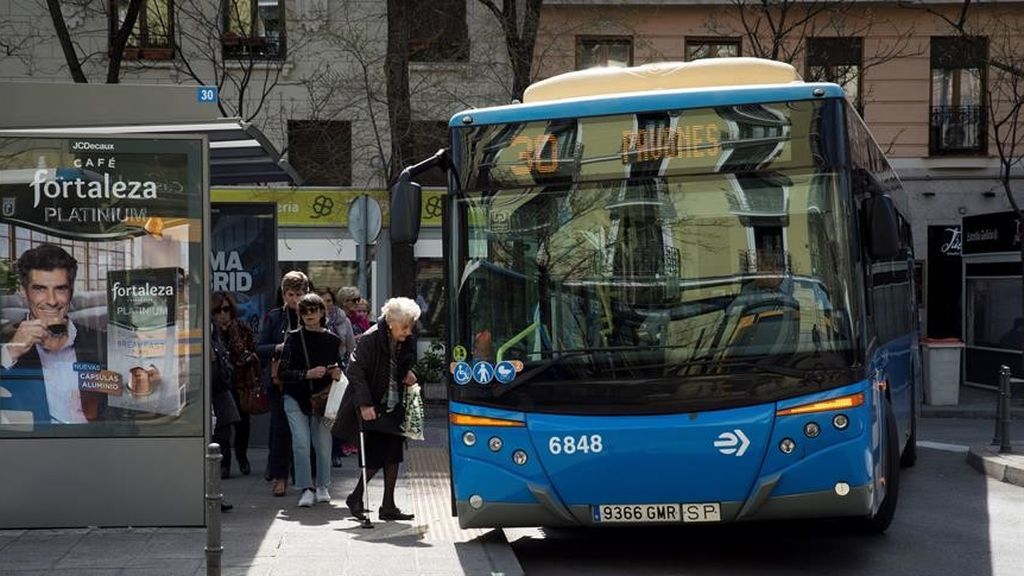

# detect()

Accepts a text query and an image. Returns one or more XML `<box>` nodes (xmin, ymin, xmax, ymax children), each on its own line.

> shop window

<box><xmin>416</xmin><ymin>259</ymin><xmax>446</xmax><ymax>337</ymax></box>
<box><xmin>287</xmin><ymin>120</ymin><xmax>352</xmax><ymax>186</ymax></box>
<box><xmin>113</xmin><ymin>0</ymin><xmax>175</xmax><ymax>60</ymax></box>
<box><xmin>409</xmin><ymin>0</ymin><xmax>469</xmax><ymax>62</ymax></box>
<box><xmin>279</xmin><ymin>260</ymin><xmax>364</xmax><ymax>306</ymax></box>
<box><xmin>806</xmin><ymin>37</ymin><xmax>862</xmax><ymax>113</ymax></box>
<box><xmin>966</xmin><ymin>277</ymin><xmax>1022</xmax><ymax>350</ymax></box>
<box><xmin>411</xmin><ymin>120</ymin><xmax>448</xmax><ymax>187</ymax></box>
<box><xmin>930</xmin><ymin>36</ymin><xmax>987</xmax><ymax>155</ymax></box>
<box><xmin>222</xmin><ymin>0</ymin><xmax>286</xmax><ymax>60</ymax></box>
<box><xmin>576</xmin><ymin>36</ymin><xmax>633</xmax><ymax>70</ymax></box>
<box><xmin>685</xmin><ymin>37</ymin><xmax>740</xmax><ymax>61</ymax></box>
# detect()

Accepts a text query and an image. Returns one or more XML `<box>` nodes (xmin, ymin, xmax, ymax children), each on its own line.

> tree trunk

<box><xmin>107</xmin><ymin>0</ymin><xmax>145</xmax><ymax>84</ymax></box>
<box><xmin>46</xmin><ymin>0</ymin><xmax>87</xmax><ymax>83</ymax></box>
<box><xmin>510</xmin><ymin>0</ymin><xmax>542</xmax><ymax>99</ymax></box>
<box><xmin>386</xmin><ymin>0</ymin><xmax>417</xmax><ymax>299</ymax></box>
<box><xmin>386</xmin><ymin>0</ymin><xmax>414</xmax><ymax>184</ymax></box>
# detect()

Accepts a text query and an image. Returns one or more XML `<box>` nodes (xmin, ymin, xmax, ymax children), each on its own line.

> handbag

<box><xmin>233</xmin><ymin>352</ymin><xmax>268</xmax><ymax>415</ymax></box>
<box><xmin>270</xmin><ymin>308</ymin><xmax>292</xmax><ymax>390</ymax></box>
<box><xmin>271</xmin><ymin>356</ymin><xmax>283</xmax><ymax>390</ymax></box>
<box><xmin>237</xmin><ymin>384</ymin><xmax>270</xmax><ymax>415</ymax></box>
<box><xmin>401</xmin><ymin>383</ymin><xmax>424</xmax><ymax>441</ymax></box>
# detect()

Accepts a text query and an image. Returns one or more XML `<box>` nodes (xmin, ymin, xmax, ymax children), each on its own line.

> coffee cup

<box><xmin>127</xmin><ymin>364</ymin><xmax>161</xmax><ymax>397</ymax></box>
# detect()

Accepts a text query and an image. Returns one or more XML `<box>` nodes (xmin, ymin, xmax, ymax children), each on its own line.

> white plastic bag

<box><xmin>323</xmin><ymin>372</ymin><xmax>348</xmax><ymax>424</ymax></box>
<box><xmin>401</xmin><ymin>383</ymin><xmax>424</xmax><ymax>441</ymax></box>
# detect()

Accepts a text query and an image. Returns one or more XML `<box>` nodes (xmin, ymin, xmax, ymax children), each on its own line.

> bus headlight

<box><xmin>832</xmin><ymin>414</ymin><xmax>849</xmax><ymax>430</ymax></box>
<box><xmin>804</xmin><ymin>422</ymin><xmax>821</xmax><ymax>438</ymax></box>
<box><xmin>512</xmin><ymin>450</ymin><xmax>528</xmax><ymax>466</ymax></box>
<box><xmin>463</xmin><ymin>431</ymin><xmax>477</xmax><ymax>447</ymax></box>
<box><xmin>488</xmin><ymin>437</ymin><xmax>503</xmax><ymax>452</ymax></box>
<box><xmin>779</xmin><ymin>438</ymin><xmax>796</xmax><ymax>454</ymax></box>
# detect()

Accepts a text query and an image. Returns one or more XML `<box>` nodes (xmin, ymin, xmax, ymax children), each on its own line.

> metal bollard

<box><xmin>993</xmin><ymin>366</ymin><xmax>1013</xmax><ymax>453</ymax></box>
<box><xmin>205</xmin><ymin>443</ymin><xmax>224</xmax><ymax>576</ymax></box>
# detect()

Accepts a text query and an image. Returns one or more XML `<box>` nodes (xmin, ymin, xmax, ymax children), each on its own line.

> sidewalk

<box><xmin>920</xmin><ymin>384</ymin><xmax>1024</xmax><ymax>489</ymax></box>
<box><xmin>0</xmin><ymin>419</ymin><xmax>523</xmax><ymax>576</ymax></box>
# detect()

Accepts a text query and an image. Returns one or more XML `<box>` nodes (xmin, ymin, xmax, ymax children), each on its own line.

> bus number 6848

<box><xmin>548</xmin><ymin>434</ymin><xmax>603</xmax><ymax>455</ymax></box>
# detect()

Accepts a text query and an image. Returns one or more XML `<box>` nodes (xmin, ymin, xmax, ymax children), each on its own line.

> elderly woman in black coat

<box><xmin>335</xmin><ymin>296</ymin><xmax>420</xmax><ymax>521</ymax></box>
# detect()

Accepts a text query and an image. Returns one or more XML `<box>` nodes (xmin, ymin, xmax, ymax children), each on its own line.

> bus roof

<box><xmin>450</xmin><ymin>58</ymin><xmax>844</xmax><ymax>128</ymax></box>
<box><xmin>524</xmin><ymin>58</ymin><xmax>799</xmax><ymax>103</ymax></box>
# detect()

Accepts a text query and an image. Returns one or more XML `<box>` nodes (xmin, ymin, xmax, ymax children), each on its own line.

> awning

<box><xmin>4</xmin><ymin>118</ymin><xmax>302</xmax><ymax>186</ymax></box>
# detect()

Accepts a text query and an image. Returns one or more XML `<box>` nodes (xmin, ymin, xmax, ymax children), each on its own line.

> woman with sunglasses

<box><xmin>277</xmin><ymin>293</ymin><xmax>343</xmax><ymax>507</ymax></box>
<box><xmin>210</xmin><ymin>292</ymin><xmax>251</xmax><ymax>478</ymax></box>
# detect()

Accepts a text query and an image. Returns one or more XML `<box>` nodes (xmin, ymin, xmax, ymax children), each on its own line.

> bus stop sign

<box><xmin>348</xmin><ymin>194</ymin><xmax>382</xmax><ymax>245</ymax></box>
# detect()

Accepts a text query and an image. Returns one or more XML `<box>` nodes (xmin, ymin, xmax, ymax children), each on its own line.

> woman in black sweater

<box><xmin>279</xmin><ymin>293</ymin><xmax>342</xmax><ymax>508</ymax></box>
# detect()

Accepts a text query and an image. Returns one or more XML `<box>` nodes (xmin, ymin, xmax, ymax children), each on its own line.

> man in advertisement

<box><xmin>0</xmin><ymin>244</ymin><xmax>106</xmax><ymax>425</ymax></box>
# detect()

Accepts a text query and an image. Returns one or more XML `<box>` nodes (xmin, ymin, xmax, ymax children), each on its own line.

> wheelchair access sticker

<box><xmin>452</xmin><ymin>362</ymin><xmax>473</xmax><ymax>385</ymax></box>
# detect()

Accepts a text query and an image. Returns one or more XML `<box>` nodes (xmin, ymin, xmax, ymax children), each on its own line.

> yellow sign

<box><xmin>211</xmin><ymin>187</ymin><xmax>446</xmax><ymax>228</ymax></box>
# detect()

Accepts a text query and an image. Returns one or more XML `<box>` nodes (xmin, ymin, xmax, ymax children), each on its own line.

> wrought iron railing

<box><xmin>930</xmin><ymin>105</ymin><xmax>986</xmax><ymax>155</ymax></box>
<box><xmin>222</xmin><ymin>32</ymin><xmax>286</xmax><ymax>60</ymax></box>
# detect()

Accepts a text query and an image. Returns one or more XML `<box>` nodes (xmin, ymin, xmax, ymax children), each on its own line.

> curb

<box><xmin>921</xmin><ymin>405</ymin><xmax>1024</xmax><ymax>419</ymax></box>
<box><xmin>966</xmin><ymin>443</ymin><xmax>1024</xmax><ymax>487</ymax></box>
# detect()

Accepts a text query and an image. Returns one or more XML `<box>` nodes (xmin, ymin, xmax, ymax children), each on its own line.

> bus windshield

<box><xmin>449</xmin><ymin>98</ymin><xmax>862</xmax><ymax>413</ymax></box>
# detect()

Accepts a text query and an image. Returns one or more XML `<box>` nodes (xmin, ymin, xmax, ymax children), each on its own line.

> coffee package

<box><xmin>106</xmin><ymin>268</ymin><xmax>187</xmax><ymax>416</ymax></box>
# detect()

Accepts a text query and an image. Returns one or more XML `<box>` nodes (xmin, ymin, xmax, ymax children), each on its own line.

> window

<box><xmin>222</xmin><ymin>0</ymin><xmax>286</xmax><ymax>59</ymax></box>
<box><xmin>576</xmin><ymin>36</ymin><xmax>632</xmax><ymax>70</ymax></box>
<box><xmin>806</xmin><ymin>37</ymin><xmax>862</xmax><ymax>112</ymax></box>
<box><xmin>416</xmin><ymin>259</ymin><xmax>446</xmax><ymax>337</ymax></box>
<box><xmin>409</xmin><ymin>0</ymin><xmax>469</xmax><ymax>62</ymax></box>
<box><xmin>112</xmin><ymin>0</ymin><xmax>174</xmax><ymax>59</ymax></box>
<box><xmin>410</xmin><ymin>121</ymin><xmax>448</xmax><ymax>187</ymax></box>
<box><xmin>287</xmin><ymin>120</ymin><xmax>352</xmax><ymax>186</ymax></box>
<box><xmin>930</xmin><ymin>36</ymin><xmax>987</xmax><ymax>155</ymax></box>
<box><xmin>685</xmin><ymin>37</ymin><xmax>740</xmax><ymax>61</ymax></box>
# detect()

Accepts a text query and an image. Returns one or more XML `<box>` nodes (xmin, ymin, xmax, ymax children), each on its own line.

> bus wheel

<box><xmin>858</xmin><ymin>400</ymin><xmax>900</xmax><ymax>534</ymax></box>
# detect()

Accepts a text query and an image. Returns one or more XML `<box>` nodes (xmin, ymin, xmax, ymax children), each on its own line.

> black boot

<box><xmin>378</xmin><ymin>507</ymin><xmax>414</xmax><ymax>521</ymax></box>
<box><xmin>346</xmin><ymin>493</ymin><xmax>366</xmax><ymax>518</ymax></box>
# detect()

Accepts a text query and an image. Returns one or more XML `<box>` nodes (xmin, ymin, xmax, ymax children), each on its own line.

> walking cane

<box><xmin>357</xmin><ymin>414</ymin><xmax>373</xmax><ymax>529</ymax></box>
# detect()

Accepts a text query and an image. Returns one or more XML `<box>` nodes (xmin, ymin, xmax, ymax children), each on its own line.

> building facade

<box><xmin>3</xmin><ymin>1</ymin><xmax>1024</xmax><ymax>379</ymax></box>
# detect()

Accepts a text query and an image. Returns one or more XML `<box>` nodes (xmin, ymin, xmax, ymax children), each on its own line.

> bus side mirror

<box><xmin>390</xmin><ymin>179</ymin><xmax>422</xmax><ymax>244</ymax></box>
<box><xmin>863</xmin><ymin>195</ymin><xmax>900</xmax><ymax>260</ymax></box>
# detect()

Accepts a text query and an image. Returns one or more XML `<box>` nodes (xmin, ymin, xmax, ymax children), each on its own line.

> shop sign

<box><xmin>962</xmin><ymin>210</ymin><xmax>1021</xmax><ymax>255</ymax></box>
<box><xmin>211</xmin><ymin>187</ymin><xmax>446</xmax><ymax>228</ymax></box>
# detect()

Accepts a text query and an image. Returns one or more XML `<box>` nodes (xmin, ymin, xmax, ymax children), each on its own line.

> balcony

<box><xmin>930</xmin><ymin>105</ymin><xmax>986</xmax><ymax>155</ymax></box>
<box><xmin>121</xmin><ymin>33</ymin><xmax>174</xmax><ymax>60</ymax></box>
<box><xmin>222</xmin><ymin>32</ymin><xmax>285</xmax><ymax>60</ymax></box>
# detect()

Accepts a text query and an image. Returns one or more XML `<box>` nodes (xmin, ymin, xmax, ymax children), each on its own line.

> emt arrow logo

<box><xmin>714</xmin><ymin>429</ymin><xmax>750</xmax><ymax>457</ymax></box>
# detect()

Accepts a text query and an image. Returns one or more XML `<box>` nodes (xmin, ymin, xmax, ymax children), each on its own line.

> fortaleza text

<box><xmin>44</xmin><ymin>206</ymin><xmax>148</xmax><ymax>223</ymax></box>
<box><xmin>31</xmin><ymin>169</ymin><xmax>158</xmax><ymax>208</ymax></box>
<box><xmin>110</xmin><ymin>282</ymin><xmax>175</xmax><ymax>301</ymax></box>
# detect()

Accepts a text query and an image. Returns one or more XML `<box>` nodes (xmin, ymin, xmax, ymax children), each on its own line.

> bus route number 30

<box><xmin>548</xmin><ymin>434</ymin><xmax>603</xmax><ymax>455</ymax></box>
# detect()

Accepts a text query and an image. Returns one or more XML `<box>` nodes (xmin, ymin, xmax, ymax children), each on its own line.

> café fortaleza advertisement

<box><xmin>0</xmin><ymin>134</ymin><xmax>205</xmax><ymax>438</ymax></box>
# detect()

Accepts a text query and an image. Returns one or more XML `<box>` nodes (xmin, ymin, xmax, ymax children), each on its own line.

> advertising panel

<box><xmin>0</xmin><ymin>134</ymin><xmax>205</xmax><ymax>437</ymax></box>
<box><xmin>211</xmin><ymin>203</ymin><xmax>277</xmax><ymax>335</ymax></box>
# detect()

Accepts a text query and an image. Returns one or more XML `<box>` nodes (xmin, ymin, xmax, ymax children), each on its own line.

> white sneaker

<box><xmin>298</xmin><ymin>489</ymin><xmax>315</xmax><ymax>508</ymax></box>
<box><xmin>315</xmin><ymin>487</ymin><xmax>331</xmax><ymax>503</ymax></box>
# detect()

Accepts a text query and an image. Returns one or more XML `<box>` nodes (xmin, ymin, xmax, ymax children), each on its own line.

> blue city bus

<box><xmin>390</xmin><ymin>58</ymin><xmax>920</xmax><ymax>532</ymax></box>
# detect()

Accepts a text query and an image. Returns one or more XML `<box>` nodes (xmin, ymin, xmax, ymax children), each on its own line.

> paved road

<box><xmin>507</xmin><ymin>419</ymin><xmax>1024</xmax><ymax>576</ymax></box>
